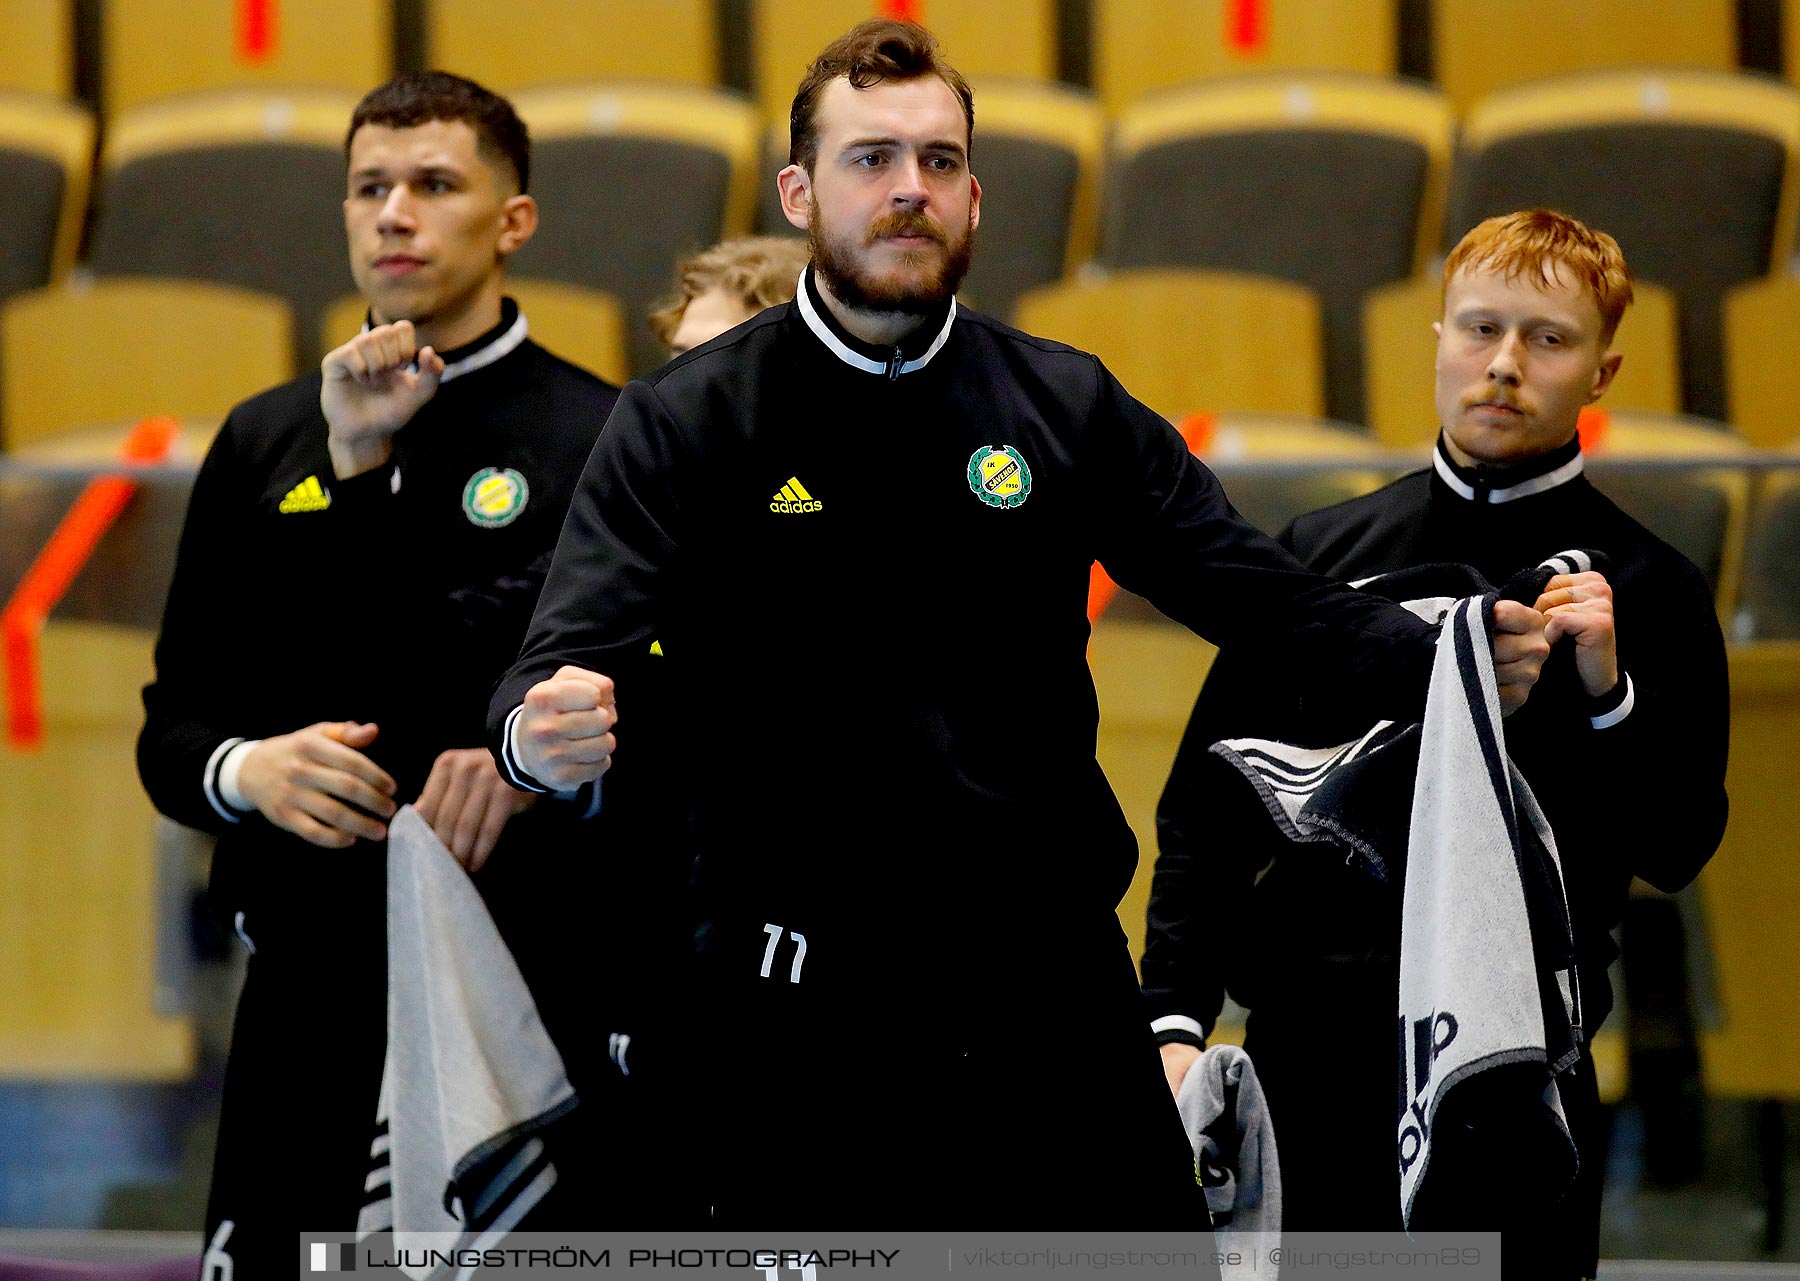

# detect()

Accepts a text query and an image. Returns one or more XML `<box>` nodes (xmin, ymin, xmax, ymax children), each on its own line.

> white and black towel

<box><xmin>1209</xmin><ymin>558</ymin><xmax>1587</xmax><ymax>1232</ymax></box>
<box><xmin>357</xmin><ymin>806</ymin><xmax>578</xmax><ymax>1279</ymax></box>
<box><xmin>1176</xmin><ymin>1044</ymin><xmax>1281</xmax><ymax>1279</ymax></box>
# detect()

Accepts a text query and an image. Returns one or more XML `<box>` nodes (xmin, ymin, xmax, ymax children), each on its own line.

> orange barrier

<box><xmin>1578</xmin><ymin>404</ymin><xmax>1611</xmax><ymax>453</ymax></box>
<box><xmin>1088</xmin><ymin>411</ymin><xmax>1218</xmax><ymax>624</ymax></box>
<box><xmin>2</xmin><ymin>416</ymin><xmax>179</xmax><ymax>750</ymax></box>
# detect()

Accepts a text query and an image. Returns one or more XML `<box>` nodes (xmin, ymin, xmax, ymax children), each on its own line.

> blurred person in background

<box><xmin>649</xmin><ymin>235</ymin><xmax>811</xmax><ymax>356</ymax></box>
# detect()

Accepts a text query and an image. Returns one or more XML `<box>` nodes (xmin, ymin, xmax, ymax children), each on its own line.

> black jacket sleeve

<box><xmin>1087</xmin><ymin>363</ymin><xmax>1438</xmax><ymax>723</ymax></box>
<box><xmin>1520</xmin><ymin>555</ymin><xmax>1729</xmax><ymax>896</ymax></box>
<box><xmin>487</xmin><ymin>379</ymin><xmax>685</xmax><ymax>778</ymax></box>
<box><xmin>1605</xmin><ymin>602</ymin><xmax>1729</xmax><ymax>894</ymax></box>
<box><xmin>1138</xmin><ymin>511</ymin><xmax>1332</xmax><ymax>1044</ymax></box>
<box><xmin>1140</xmin><ymin>645</ymin><xmax>1298</xmax><ymax>1043</ymax></box>
<box><xmin>137</xmin><ymin>413</ymin><xmax>261</xmax><ymax>833</ymax></box>
<box><xmin>138</xmin><ymin>414</ymin><xmax>410</xmax><ymax>831</ymax></box>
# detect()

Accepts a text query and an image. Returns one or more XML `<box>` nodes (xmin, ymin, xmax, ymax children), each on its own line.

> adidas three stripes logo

<box><xmin>769</xmin><ymin>476</ymin><xmax>822</xmax><ymax>514</ymax></box>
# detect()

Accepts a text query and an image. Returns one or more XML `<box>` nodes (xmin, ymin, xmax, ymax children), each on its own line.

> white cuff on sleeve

<box><xmin>1150</xmin><ymin>1014</ymin><xmax>1207</xmax><ymax>1041</ymax></box>
<box><xmin>501</xmin><ymin>704</ymin><xmax>553</xmax><ymax>793</ymax></box>
<box><xmin>1589</xmin><ymin>673</ymin><xmax>1636</xmax><ymax>730</ymax></box>
<box><xmin>204</xmin><ymin>737</ymin><xmax>253</xmax><ymax>823</ymax></box>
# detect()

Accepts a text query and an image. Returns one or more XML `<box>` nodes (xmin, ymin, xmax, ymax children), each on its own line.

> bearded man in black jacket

<box><xmin>1143</xmin><ymin>209</ymin><xmax>1728</xmax><ymax>1278</ymax></box>
<box><xmin>485</xmin><ymin>22</ymin><xmax>1552</xmax><ymax>1229</ymax></box>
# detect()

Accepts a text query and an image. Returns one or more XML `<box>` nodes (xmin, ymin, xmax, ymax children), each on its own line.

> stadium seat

<box><xmin>1735</xmin><ymin>448</ymin><xmax>1800</xmax><ymax>640</ymax></box>
<box><xmin>1431</xmin><ymin>0</ymin><xmax>1737</xmax><ymax>114</ymax></box>
<box><xmin>755</xmin><ymin>123</ymin><xmax>805</xmax><ymax>238</ymax></box>
<box><xmin>1581</xmin><ymin>409</ymin><xmax>1753</xmax><ymax>621</ymax></box>
<box><xmin>1695</xmin><ymin>639</ymin><xmax>1800</xmax><ymax>1252</ymax></box>
<box><xmin>751</xmin><ymin>0</ymin><xmax>1057</xmax><ymax>122</ymax></box>
<box><xmin>0</xmin><ymin>278</ymin><xmax>292</xmax><ymax>451</ymax></box>
<box><xmin>101</xmin><ymin>0</ymin><xmax>389</xmax><ymax>115</ymax></box>
<box><xmin>0</xmin><ymin>94</ymin><xmax>93</xmax><ymax>302</ymax></box>
<box><xmin>1014</xmin><ymin>269</ymin><xmax>1326</xmax><ymax>422</ymax></box>
<box><xmin>1102</xmin><ymin>74</ymin><xmax>1453</xmax><ymax>425</ymax></box>
<box><xmin>1724</xmin><ymin>273</ymin><xmax>1800</xmax><ymax>448</ymax></box>
<box><xmin>1362</xmin><ymin>275</ymin><xmax>1684</xmax><ymax>449</ymax></box>
<box><xmin>1791</xmin><ymin>0</ymin><xmax>1800</xmax><ymax>92</ymax></box>
<box><xmin>0</xmin><ymin>0</ymin><xmax>72</xmax><ymax>98</ymax></box>
<box><xmin>0</xmin><ymin>483</ymin><xmax>196</xmax><ymax>1077</ymax></box>
<box><xmin>756</xmin><ymin>79</ymin><xmax>1105</xmax><ymax>320</ymax></box>
<box><xmin>1445</xmin><ymin>69</ymin><xmax>1800</xmax><ymax>423</ymax></box>
<box><xmin>323</xmin><ymin>279</ymin><xmax>630</xmax><ymax>387</ymax></box>
<box><xmin>1199</xmin><ymin>413</ymin><xmax>1390</xmax><ymax>536</ymax></box>
<box><xmin>85</xmin><ymin>89</ymin><xmax>357</xmax><ymax>369</ymax></box>
<box><xmin>425</xmin><ymin>0</ymin><xmax>717</xmax><ymax>90</ymax></box>
<box><xmin>1697</xmin><ymin>641</ymin><xmax>1800</xmax><ymax>1097</ymax></box>
<box><xmin>954</xmin><ymin>80</ymin><xmax>1105</xmax><ymax>319</ymax></box>
<box><xmin>506</xmin><ymin>84</ymin><xmax>761</xmax><ymax>375</ymax></box>
<box><xmin>1091</xmin><ymin>0</ymin><xmax>1396</xmax><ymax>111</ymax></box>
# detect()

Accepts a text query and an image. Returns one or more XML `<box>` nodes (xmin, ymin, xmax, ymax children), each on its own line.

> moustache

<box><xmin>865</xmin><ymin>212</ymin><xmax>946</xmax><ymax>245</ymax></box>
<box><xmin>1465</xmin><ymin>395</ymin><xmax>1529</xmax><ymax>413</ymax></box>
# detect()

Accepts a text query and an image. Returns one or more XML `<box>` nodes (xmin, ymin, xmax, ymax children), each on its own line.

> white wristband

<box><xmin>1589</xmin><ymin>673</ymin><xmax>1636</xmax><ymax>730</ymax></box>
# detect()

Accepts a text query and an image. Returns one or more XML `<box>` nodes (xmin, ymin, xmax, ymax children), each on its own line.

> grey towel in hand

<box><xmin>356</xmin><ymin>807</ymin><xmax>577</xmax><ymax>1275</ymax></box>
<box><xmin>1208</xmin><ymin>560</ymin><xmax>1588</xmax><ymax>1234</ymax></box>
<box><xmin>1176</xmin><ymin>1044</ymin><xmax>1281</xmax><ymax>1279</ymax></box>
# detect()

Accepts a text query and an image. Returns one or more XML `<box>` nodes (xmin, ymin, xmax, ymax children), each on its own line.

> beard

<box><xmin>808</xmin><ymin>199</ymin><xmax>975</xmax><ymax>316</ymax></box>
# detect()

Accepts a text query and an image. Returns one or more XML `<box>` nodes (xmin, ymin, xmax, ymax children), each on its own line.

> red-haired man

<box><xmin>1145</xmin><ymin>209</ymin><xmax>1728</xmax><ymax>1277</ymax></box>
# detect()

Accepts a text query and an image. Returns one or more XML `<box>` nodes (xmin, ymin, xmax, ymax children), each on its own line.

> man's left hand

<box><xmin>414</xmin><ymin>748</ymin><xmax>538</xmax><ymax>872</ymax></box>
<box><xmin>1492</xmin><ymin>599</ymin><xmax>1551</xmax><ymax>715</ymax></box>
<box><xmin>1535</xmin><ymin>571</ymin><xmax>1619</xmax><ymax>698</ymax></box>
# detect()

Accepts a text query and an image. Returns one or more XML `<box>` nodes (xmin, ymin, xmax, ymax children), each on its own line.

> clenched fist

<box><xmin>1535</xmin><ymin>571</ymin><xmax>1619</xmax><ymax>698</ymax></box>
<box><xmin>320</xmin><ymin>320</ymin><xmax>446</xmax><ymax>479</ymax></box>
<box><xmin>513</xmin><ymin>666</ymin><xmax>617</xmax><ymax>790</ymax></box>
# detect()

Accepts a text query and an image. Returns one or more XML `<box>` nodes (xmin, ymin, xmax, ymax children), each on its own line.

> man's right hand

<box><xmin>514</xmin><ymin>666</ymin><xmax>617</xmax><ymax>790</ymax></box>
<box><xmin>1159</xmin><ymin>1042</ymin><xmax>1201</xmax><ymax>1098</ymax></box>
<box><xmin>236</xmin><ymin>721</ymin><xmax>398</xmax><ymax>848</ymax></box>
<box><xmin>320</xmin><ymin>320</ymin><xmax>446</xmax><ymax>479</ymax></box>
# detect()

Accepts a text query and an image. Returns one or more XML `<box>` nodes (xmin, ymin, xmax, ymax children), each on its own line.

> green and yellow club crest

<box><xmin>966</xmin><ymin>445</ymin><xmax>1032</xmax><ymax>510</ymax></box>
<box><xmin>462</xmin><ymin>466</ymin><xmax>529</xmax><ymax>527</ymax></box>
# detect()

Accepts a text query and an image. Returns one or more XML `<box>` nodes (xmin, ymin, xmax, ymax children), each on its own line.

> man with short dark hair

<box><xmin>488</xmin><ymin>22</ymin><xmax>1549</xmax><ymax>1227</ymax></box>
<box><xmin>1143</xmin><ymin>209</ymin><xmax>1728</xmax><ymax>1277</ymax></box>
<box><xmin>140</xmin><ymin>71</ymin><xmax>619</xmax><ymax>1269</ymax></box>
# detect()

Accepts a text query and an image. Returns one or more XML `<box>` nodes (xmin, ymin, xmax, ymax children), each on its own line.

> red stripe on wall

<box><xmin>1226</xmin><ymin>0</ymin><xmax>1269</xmax><ymax>57</ymax></box>
<box><xmin>881</xmin><ymin>0</ymin><xmax>924</xmax><ymax>22</ymax></box>
<box><xmin>236</xmin><ymin>0</ymin><xmax>277</xmax><ymax>63</ymax></box>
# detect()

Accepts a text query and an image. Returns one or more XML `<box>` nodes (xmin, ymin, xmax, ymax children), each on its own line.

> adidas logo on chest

<box><xmin>769</xmin><ymin>476</ymin><xmax>821</xmax><ymax>514</ymax></box>
<box><xmin>278</xmin><ymin>474</ymin><xmax>331</xmax><ymax>513</ymax></box>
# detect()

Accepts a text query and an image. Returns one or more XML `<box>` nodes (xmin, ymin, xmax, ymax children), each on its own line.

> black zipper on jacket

<box><xmin>887</xmin><ymin>347</ymin><xmax>904</xmax><ymax>380</ymax></box>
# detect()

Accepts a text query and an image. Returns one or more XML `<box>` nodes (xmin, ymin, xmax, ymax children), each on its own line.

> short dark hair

<box><xmin>788</xmin><ymin>19</ymin><xmax>974</xmax><ymax>173</ymax></box>
<box><xmin>347</xmin><ymin>71</ymin><xmax>531</xmax><ymax>194</ymax></box>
